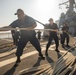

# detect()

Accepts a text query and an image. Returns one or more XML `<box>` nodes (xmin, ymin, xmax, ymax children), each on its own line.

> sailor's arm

<box><xmin>51</xmin><ymin>29</ymin><xmax>59</xmax><ymax>32</ymax></box>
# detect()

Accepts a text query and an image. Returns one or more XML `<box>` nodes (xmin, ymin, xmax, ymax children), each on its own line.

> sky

<box><xmin>0</xmin><ymin>0</ymin><xmax>69</xmax><ymax>29</ymax></box>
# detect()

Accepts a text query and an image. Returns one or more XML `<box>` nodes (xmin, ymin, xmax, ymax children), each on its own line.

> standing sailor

<box><xmin>0</xmin><ymin>9</ymin><xmax>45</xmax><ymax>67</ymax></box>
<box><xmin>37</xmin><ymin>30</ymin><xmax>41</xmax><ymax>41</ymax></box>
<box><xmin>60</xmin><ymin>22</ymin><xmax>70</xmax><ymax>48</ymax></box>
<box><xmin>45</xmin><ymin>18</ymin><xmax>60</xmax><ymax>56</ymax></box>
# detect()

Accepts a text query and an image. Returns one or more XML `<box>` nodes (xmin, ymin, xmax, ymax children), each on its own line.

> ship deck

<box><xmin>0</xmin><ymin>37</ymin><xmax>76</xmax><ymax>75</ymax></box>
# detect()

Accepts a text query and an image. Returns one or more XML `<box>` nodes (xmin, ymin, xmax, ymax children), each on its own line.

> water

<box><xmin>0</xmin><ymin>33</ymin><xmax>12</xmax><ymax>38</ymax></box>
<box><xmin>0</xmin><ymin>31</ymin><xmax>44</xmax><ymax>38</ymax></box>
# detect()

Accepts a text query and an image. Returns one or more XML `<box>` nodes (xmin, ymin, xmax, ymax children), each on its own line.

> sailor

<box><xmin>37</xmin><ymin>30</ymin><xmax>41</xmax><ymax>41</ymax></box>
<box><xmin>60</xmin><ymin>22</ymin><xmax>70</xmax><ymax>48</ymax></box>
<box><xmin>45</xmin><ymin>18</ymin><xmax>60</xmax><ymax>56</ymax></box>
<box><xmin>0</xmin><ymin>9</ymin><xmax>45</xmax><ymax>67</ymax></box>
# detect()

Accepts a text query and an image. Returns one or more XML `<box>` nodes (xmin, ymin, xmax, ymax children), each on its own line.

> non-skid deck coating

<box><xmin>0</xmin><ymin>37</ymin><xmax>76</xmax><ymax>75</ymax></box>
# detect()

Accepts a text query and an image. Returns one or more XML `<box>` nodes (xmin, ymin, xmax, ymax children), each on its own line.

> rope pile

<box><xmin>17</xmin><ymin>46</ymin><xmax>76</xmax><ymax>75</ymax></box>
<box><xmin>52</xmin><ymin>46</ymin><xmax>76</xmax><ymax>75</ymax></box>
<box><xmin>0</xmin><ymin>39</ymin><xmax>16</xmax><ymax>53</ymax></box>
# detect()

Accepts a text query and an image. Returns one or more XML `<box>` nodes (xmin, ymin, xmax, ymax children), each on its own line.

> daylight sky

<box><xmin>0</xmin><ymin>0</ymin><xmax>69</xmax><ymax>29</ymax></box>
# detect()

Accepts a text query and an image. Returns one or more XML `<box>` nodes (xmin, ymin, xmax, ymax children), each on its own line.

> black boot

<box><xmin>62</xmin><ymin>44</ymin><xmax>65</xmax><ymax>48</ymax></box>
<box><xmin>39</xmin><ymin>52</ymin><xmax>45</xmax><ymax>60</ymax></box>
<box><xmin>66</xmin><ymin>45</ymin><xmax>70</xmax><ymax>47</ymax></box>
<box><xmin>55</xmin><ymin>49</ymin><xmax>60</xmax><ymax>52</ymax></box>
<box><xmin>14</xmin><ymin>56</ymin><xmax>21</xmax><ymax>67</ymax></box>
